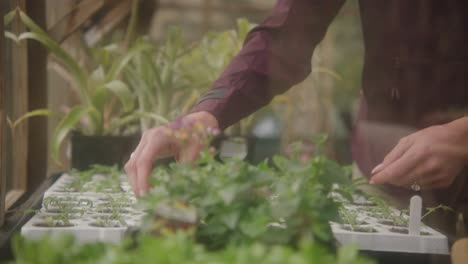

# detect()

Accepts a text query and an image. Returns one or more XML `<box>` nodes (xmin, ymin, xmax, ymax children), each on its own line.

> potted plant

<box><xmin>4</xmin><ymin>8</ymin><xmax>169</xmax><ymax>169</ymax></box>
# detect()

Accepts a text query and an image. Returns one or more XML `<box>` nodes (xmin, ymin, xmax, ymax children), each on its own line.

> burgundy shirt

<box><xmin>190</xmin><ymin>0</ymin><xmax>468</xmax><ymax>206</ymax></box>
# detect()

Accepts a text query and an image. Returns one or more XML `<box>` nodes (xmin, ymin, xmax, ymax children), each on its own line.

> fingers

<box><xmin>135</xmin><ymin>131</ymin><xmax>174</xmax><ymax>195</ymax></box>
<box><xmin>125</xmin><ymin>128</ymin><xmax>176</xmax><ymax>196</ymax></box>
<box><xmin>124</xmin><ymin>112</ymin><xmax>220</xmax><ymax>197</ymax></box>
<box><xmin>125</xmin><ymin>134</ymin><xmax>148</xmax><ymax>194</ymax></box>
<box><xmin>371</xmin><ymin>137</ymin><xmax>413</xmax><ymax>175</ymax></box>
<box><xmin>370</xmin><ymin>148</ymin><xmax>421</xmax><ymax>185</ymax></box>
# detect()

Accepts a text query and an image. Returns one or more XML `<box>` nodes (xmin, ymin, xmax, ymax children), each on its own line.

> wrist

<box><xmin>446</xmin><ymin>116</ymin><xmax>468</xmax><ymax>162</ymax></box>
<box><xmin>182</xmin><ymin>111</ymin><xmax>219</xmax><ymax>130</ymax></box>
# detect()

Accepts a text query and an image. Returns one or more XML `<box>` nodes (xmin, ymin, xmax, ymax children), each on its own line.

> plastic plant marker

<box><xmin>408</xmin><ymin>195</ymin><xmax>422</xmax><ymax>236</ymax></box>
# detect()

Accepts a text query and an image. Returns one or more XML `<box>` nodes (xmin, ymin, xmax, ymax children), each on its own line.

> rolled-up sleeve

<box><xmin>190</xmin><ymin>0</ymin><xmax>345</xmax><ymax>130</ymax></box>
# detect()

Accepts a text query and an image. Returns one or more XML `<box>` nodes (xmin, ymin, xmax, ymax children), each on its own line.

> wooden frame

<box><xmin>46</xmin><ymin>0</ymin><xmax>133</xmax><ymax>45</ymax></box>
<box><xmin>82</xmin><ymin>0</ymin><xmax>132</xmax><ymax>46</ymax></box>
<box><xmin>5</xmin><ymin>0</ymin><xmax>28</xmax><ymax>209</ymax></box>
<box><xmin>0</xmin><ymin>0</ymin><xmax>7</xmax><ymax>227</ymax></box>
<box><xmin>47</xmin><ymin>0</ymin><xmax>109</xmax><ymax>43</ymax></box>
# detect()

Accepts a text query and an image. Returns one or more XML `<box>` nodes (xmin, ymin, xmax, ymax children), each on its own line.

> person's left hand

<box><xmin>370</xmin><ymin>118</ymin><xmax>468</xmax><ymax>189</ymax></box>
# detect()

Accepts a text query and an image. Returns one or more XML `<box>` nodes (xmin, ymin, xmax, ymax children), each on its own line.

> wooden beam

<box><xmin>26</xmin><ymin>0</ymin><xmax>48</xmax><ymax>192</ymax></box>
<box><xmin>47</xmin><ymin>0</ymin><xmax>109</xmax><ymax>43</ymax></box>
<box><xmin>83</xmin><ymin>0</ymin><xmax>132</xmax><ymax>46</ymax></box>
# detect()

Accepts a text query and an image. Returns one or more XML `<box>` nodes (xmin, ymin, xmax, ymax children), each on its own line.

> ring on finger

<box><xmin>410</xmin><ymin>181</ymin><xmax>421</xmax><ymax>192</ymax></box>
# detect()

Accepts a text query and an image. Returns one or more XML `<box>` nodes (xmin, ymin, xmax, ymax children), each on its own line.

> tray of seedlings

<box><xmin>21</xmin><ymin>166</ymin><xmax>146</xmax><ymax>243</ymax></box>
<box><xmin>330</xmin><ymin>194</ymin><xmax>450</xmax><ymax>255</ymax></box>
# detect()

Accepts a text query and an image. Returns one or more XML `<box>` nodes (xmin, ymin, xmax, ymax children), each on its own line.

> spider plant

<box><xmin>124</xmin><ymin>29</ymin><xmax>194</xmax><ymax>131</ymax></box>
<box><xmin>4</xmin><ymin>9</ymin><xmax>162</xmax><ymax>162</ymax></box>
<box><xmin>124</xmin><ymin>19</ymin><xmax>257</xmax><ymax>132</ymax></box>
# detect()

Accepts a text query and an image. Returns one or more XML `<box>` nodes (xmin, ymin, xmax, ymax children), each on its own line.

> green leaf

<box><xmin>91</xmin><ymin>86</ymin><xmax>109</xmax><ymax>114</ymax></box>
<box><xmin>4</xmin><ymin>9</ymin><xmax>17</xmax><ymax>26</ymax></box>
<box><xmin>90</xmin><ymin>66</ymin><xmax>105</xmax><ymax>83</ymax></box>
<box><xmin>218</xmin><ymin>186</ymin><xmax>237</xmax><ymax>205</ymax></box>
<box><xmin>102</xmin><ymin>80</ymin><xmax>135</xmax><ymax>112</ymax></box>
<box><xmin>5</xmin><ymin>31</ymin><xmax>20</xmax><ymax>44</ymax></box>
<box><xmin>52</xmin><ymin>106</ymin><xmax>88</xmax><ymax>163</ymax></box>
<box><xmin>337</xmin><ymin>245</ymin><xmax>359</xmax><ymax>264</ymax></box>
<box><xmin>8</xmin><ymin>109</ymin><xmax>53</xmax><ymax>129</ymax></box>
<box><xmin>236</xmin><ymin>18</ymin><xmax>253</xmax><ymax>41</ymax></box>
<box><xmin>312</xmin><ymin>67</ymin><xmax>343</xmax><ymax>81</ymax></box>
<box><xmin>220</xmin><ymin>210</ymin><xmax>240</xmax><ymax>230</ymax></box>
<box><xmin>18</xmin><ymin>10</ymin><xmax>89</xmax><ymax>105</ymax></box>
<box><xmin>107</xmin><ymin>42</ymin><xmax>150</xmax><ymax>82</ymax></box>
<box><xmin>6</xmin><ymin>116</ymin><xmax>13</xmax><ymax>128</ymax></box>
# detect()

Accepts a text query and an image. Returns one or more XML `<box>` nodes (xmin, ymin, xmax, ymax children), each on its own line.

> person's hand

<box><xmin>125</xmin><ymin>111</ymin><xmax>219</xmax><ymax>196</ymax></box>
<box><xmin>370</xmin><ymin>117</ymin><xmax>468</xmax><ymax>189</ymax></box>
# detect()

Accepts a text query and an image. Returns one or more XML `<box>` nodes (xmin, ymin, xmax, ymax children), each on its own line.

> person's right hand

<box><xmin>124</xmin><ymin>111</ymin><xmax>219</xmax><ymax>196</ymax></box>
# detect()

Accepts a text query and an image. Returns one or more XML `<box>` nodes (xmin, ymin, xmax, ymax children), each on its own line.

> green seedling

<box><xmin>39</xmin><ymin>197</ymin><xmax>92</xmax><ymax>227</ymax></box>
<box><xmin>422</xmin><ymin>204</ymin><xmax>454</xmax><ymax>220</ymax></box>
<box><xmin>338</xmin><ymin>208</ymin><xmax>363</xmax><ymax>231</ymax></box>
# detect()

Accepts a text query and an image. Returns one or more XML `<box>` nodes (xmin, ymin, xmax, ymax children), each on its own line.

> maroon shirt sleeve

<box><xmin>190</xmin><ymin>0</ymin><xmax>345</xmax><ymax>130</ymax></box>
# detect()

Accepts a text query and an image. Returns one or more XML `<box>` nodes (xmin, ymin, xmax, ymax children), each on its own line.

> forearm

<box><xmin>190</xmin><ymin>0</ymin><xmax>345</xmax><ymax>130</ymax></box>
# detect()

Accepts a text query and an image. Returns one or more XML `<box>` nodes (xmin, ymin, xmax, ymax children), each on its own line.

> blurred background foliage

<box><xmin>45</xmin><ymin>0</ymin><xmax>364</xmax><ymax>173</ymax></box>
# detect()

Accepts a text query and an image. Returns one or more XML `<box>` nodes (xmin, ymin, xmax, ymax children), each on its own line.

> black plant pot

<box><xmin>71</xmin><ymin>131</ymin><xmax>140</xmax><ymax>170</ymax></box>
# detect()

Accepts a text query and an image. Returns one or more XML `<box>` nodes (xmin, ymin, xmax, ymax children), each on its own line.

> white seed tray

<box><xmin>21</xmin><ymin>173</ymin><xmax>145</xmax><ymax>243</ymax></box>
<box><xmin>331</xmin><ymin>200</ymin><xmax>449</xmax><ymax>255</ymax></box>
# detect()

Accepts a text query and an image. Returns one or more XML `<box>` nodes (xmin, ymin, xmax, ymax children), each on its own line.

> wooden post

<box><xmin>6</xmin><ymin>0</ymin><xmax>28</xmax><ymax>208</ymax></box>
<box><xmin>26</xmin><ymin>0</ymin><xmax>48</xmax><ymax>192</ymax></box>
<box><xmin>0</xmin><ymin>0</ymin><xmax>7</xmax><ymax>227</ymax></box>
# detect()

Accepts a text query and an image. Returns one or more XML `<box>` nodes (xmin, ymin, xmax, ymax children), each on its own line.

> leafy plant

<box><xmin>139</xmin><ymin>141</ymin><xmax>352</xmax><ymax>249</ymax></box>
<box><xmin>4</xmin><ymin>9</ymin><xmax>154</xmax><ymax>162</ymax></box>
<box><xmin>10</xmin><ymin>232</ymin><xmax>374</xmax><ymax>264</ymax></box>
<box><xmin>124</xmin><ymin>19</ymin><xmax>259</xmax><ymax>133</ymax></box>
<box><xmin>9</xmin><ymin>142</ymin><xmax>377</xmax><ymax>263</ymax></box>
<box><xmin>124</xmin><ymin>31</ymin><xmax>189</xmax><ymax>130</ymax></box>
